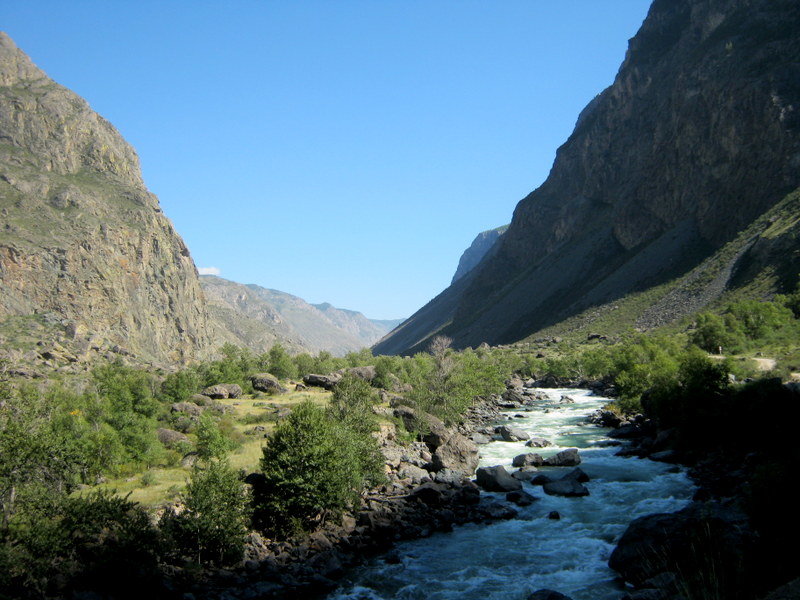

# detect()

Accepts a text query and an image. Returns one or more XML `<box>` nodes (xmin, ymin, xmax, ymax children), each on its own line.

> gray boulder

<box><xmin>250</xmin><ymin>373</ymin><xmax>287</xmax><ymax>394</ymax></box>
<box><xmin>170</xmin><ymin>401</ymin><xmax>202</xmax><ymax>417</ymax></box>
<box><xmin>201</xmin><ymin>383</ymin><xmax>242</xmax><ymax>399</ymax></box>
<box><xmin>525</xmin><ymin>437</ymin><xmax>553</xmax><ymax>448</ymax></box>
<box><xmin>528</xmin><ymin>591</ymin><xmax>573</xmax><ymax>600</ymax></box>
<box><xmin>543</xmin><ymin>478</ymin><xmax>589</xmax><ymax>497</ymax></box>
<box><xmin>302</xmin><ymin>373</ymin><xmax>342</xmax><ymax>390</ymax></box>
<box><xmin>506</xmin><ymin>490</ymin><xmax>537</xmax><ymax>507</ymax></box>
<box><xmin>561</xmin><ymin>467</ymin><xmax>590</xmax><ymax>483</ymax></box>
<box><xmin>398</xmin><ymin>463</ymin><xmax>430</xmax><ymax>484</ymax></box>
<box><xmin>157</xmin><ymin>428</ymin><xmax>189</xmax><ymax>449</ymax></box>
<box><xmin>345</xmin><ymin>365</ymin><xmax>377</xmax><ymax>381</ymax></box>
<box><xmin>430</xmin><ymin>433</ymin><xmax>479</xmax><ymax>474</ymax></box>
<box><xmin>543</xmin><ymin>448</ymin><xmax>581</xmax><ymax>466</ymax></box>
<box><xmin>475</xmin><ymin>465</ymin><xmax>522</xmax><ymax>492</ymax></box>
<box><xmin>189</xmin><ymin>393</ymin><xmax>213</xmax><ymax>405</ymax></box>
<box><xmin>511</xmin><ymin>467</ymin><xmax>540</xmax><ymax>482</ymax></box>
<box><xmin>471</xmin><ymin>432</ymin><xmax>492</xmax><ymax>444</ymax></box>
<box><xmin>498</xmin><ymin>425</ymin><xmax>530</xmax><ymax>442</ymax></box>
<box><xmin>512</xmin><ymin>452</ymin><xmax>544</xmax><ymax>468</ymax></box>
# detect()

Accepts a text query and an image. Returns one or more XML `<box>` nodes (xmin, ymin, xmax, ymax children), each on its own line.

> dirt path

<box><xmin>753</xmin><ymin>357</ymin><xmax>777</xmax><ymax>371</ymax></box>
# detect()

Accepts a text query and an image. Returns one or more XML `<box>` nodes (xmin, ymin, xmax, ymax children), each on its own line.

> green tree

<box><xmin>195</xmin><ymin>413</ymin><xmax>235</xmax><ymax>461</ymax></box>
<box><xmin>160</xmin><ymin>460</ymin><xmax>249</xmax><ymax>566</ymax></box>
<box><xmin>266</xmin><ymin>343</ymin><xmax>298</xmax><ymax>380</ymax></box>
<box><xmin>256</xmin><ymin>401</ymin><xmax>375</xmax><ymax>537</ymax></box>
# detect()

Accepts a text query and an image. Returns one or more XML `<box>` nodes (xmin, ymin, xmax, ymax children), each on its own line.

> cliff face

<box><xmin>451</xmin><ymin>225</ymin><xmax>508</xmax><ymax>284</ymax></box>
<box><xmin>375</xmin><ymin>0</ymin><xmax>800</xmax><ymax>355</ymax></box>
<box><xmin>0</xmin><ymin>32</ymin><xmax>209</xmax><ymax>364</ymax></box>
<box><xmin>201</xmin><ymin>276</ymin><xmax>394</xmax><ymax>356</ymax></box>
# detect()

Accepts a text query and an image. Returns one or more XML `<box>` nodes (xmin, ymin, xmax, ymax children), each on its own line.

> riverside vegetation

<box><xmin>1</xmin><ymin>286</ymin><xmax>800</xmax><ymax>598</ymax></box>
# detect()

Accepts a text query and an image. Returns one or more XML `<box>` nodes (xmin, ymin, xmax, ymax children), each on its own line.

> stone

<box><xmin>430</xmin><ymin>433</ymin><xmax>479</xmax><ymax>474</ymax></box>
<box><xmin>542</xmin><ymin>478</ymin><xmax>589</xmax><ymax>497</ymax></box>
<box><xmin>250</xmin><ymin>373</ymin><xmax>287</xmax><ymax>394</ymax></box>
<box><xmin>189</xmin><ymin>394</ymin><xmax>213</xmax><ymax>405</ymax></box>
<box><xmin>398</xmin><ymin>463</ymin><xmax>430</xmax><ymax>484</ymax></box>
<box><xmin>525</xmin><ymin>437</ymin><xmax>553</xmax><ymax>448</ymax></box>
<box><xmin>506</xmin><ymin>490</ymin><xmax>537</xmax><ymax>507</ymax></box>
<box><xmin>157</xmin><ymin>428</ymin><xmax>189</xmax><ymax>449</ymax></box>
<box><xmin>302</xmin><ymin>373</ymin><xmax>342</xmax><ymax>390</ymax></box>
<box><xmin>547</xmin><ymin>511</ymin><xmax>561</xmax><ymax>520</ymax></box>
<box><xmin>543</xmin><ymin>448</ymin><xmax>581</xmax><ymax>467</ymax></box>
<box><xmin>202</xmin><ymin>384</ymin><xmax>233</xmax><ymax>399</ymax></box>
<box><xmin>475</xmin><ymin>465</ymin><xmax>522</xmax><ymax>492</ymax></box>
<box><xmin>170</xmin><ymin>401</ymin><xmax>202</xmax><ymax>417</ymax></box>
<box><xmin>528</xmin><ymin>591</ymin><xmax>573</xmax><ymax>600</ymax></box>
<box><xmin>511</xmin><ymin>467</ymin><xmax>540</xmax><ymax>482</ymax></box>
<box><xmin>471</xmin><ymin>432</ymin><xmax>492</xmax><ymax>444</ymax></box>
<box><xmin>497</xmin><ymin>425</ymin><xmax>530</xmax><ymax>442</ymax></box>
<box><xmin>345</xmin><ymin>365</ymin><xmax>377</xmax><ymax>381</ymax></box>
<box><xmin>561</xmin><ymin>467</ymin><xmax>590</xmax><ymax>483</ymax></box>
<box><xmin>512</xmin><ymin>453</ymin><xmax>544</xmax><ymax>468</ymax></box>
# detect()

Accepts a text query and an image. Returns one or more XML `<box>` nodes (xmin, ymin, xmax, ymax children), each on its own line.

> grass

<box><xmin>94</xmin><ymin>385</ymin><xmax>334</xmax><ymax>508</ymax></box>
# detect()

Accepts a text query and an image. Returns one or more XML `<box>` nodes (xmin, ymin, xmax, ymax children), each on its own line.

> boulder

<box><xmin>475</xmin><ymin>465</ymin><xmax>522</xmax><ymax>492</ymax></box>
<box><xmin>398</xmin><ymin>463</ymin><xmax>430</xmax><ymax>484</ymax></box>
<box><xmin>561</xmin><ymin>467</ymin><xmax>590</xmax><ymax>483</ymax></box>
<box><xmin>430</xmin><ymin>433</ymin><xmax>479</xmax><ymax>474</ymax></box>
<box><xmin>302</xmin><ymin>373</ymin><xmax>342</xmax><ymax>390</ymax></box>
<box><xmin>497</xmin><ymin>425</ymin><xmax>530</xmax><ymax>442</ymax></box>
<box><xmin>502</xmin><ymin>388</ymin><xmax>527</xmax><ymax>404</ymax></box>
<box><xmin>525</xmin><ymin>437</ymin><xmax>553</xmax><ymax>448</ymax></box>
<box><xmin>511</xmin><ymin>467</ymin><xmax>540</xmax><ymax>482</ymax></box>
<box><xmin>608</xmin><ymin>502</ymin><xmax>753</xmax><ymax>587</ymax></box>
<box><xmin>250</xmin><ymin>373</ymin><xmax>287</xmax><ymax>394</ymax></box>
<box><xmin>560</xmin><ymin>395</ymin><xmax>576</xmax><ymax>404</ymax></box>
<box><xmin>471</xmin><ymin>432</ymin><xmax>492</xmax><ymax>444</ymax></box>
<box><xmin>345</xmin><ymin>365</ymin><xmax>377</xmax><ymax>381</ymax></box>
<box><xmin>189</xmin><ymin>393</ymin><xmax>213</xmax><ymax>406</ymax></box>
<box><xmin>197</xmin><ymin>383</ymin><xmax>243</xmax><ymax>399</ymax></box>
<box><xmin>170</xmin><ymin>401</ymin><xmax>202</xmax><ymax>417</ymax></box>
<box><xmin>528</xmin><ymin>591</ymin><xmax>573</xmax><ymax>600</ymax></box>
<box><xmin>547</xmin><ymin>511</ymin><xmax>561</xmax><ymax>520</ymax></box>
<box><xmin>506</xmin><ymin>490</ymin><xmax>537</xmax><ymax>507</ymax></box>
<box><xmin>512</xmin><ymin>453</ymin><xmax>544</xmax><ymax>468</ymax></box>
<box><xmin>543</xmin><ymin>448</ymin><xmax>581</xmax><ymax>466</ymax></box>
<box><xmin>542</xmin><ymin>478</ymin><xmax>589</xmax><ymax>497</ymax></box>
<box><xmin>434</xmin><ymin>468</ymin><xmax>466</xmax><ymax>485</ymax></box>
<box><xmin>157</xmin><ymin>428</ymin><xmax>189</xmax><ymax>449</ymax></box>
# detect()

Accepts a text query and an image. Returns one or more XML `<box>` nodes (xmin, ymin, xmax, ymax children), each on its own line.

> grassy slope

<box><xmin>523</xmin><ymin>188</ymin><xmax>800</xmax><ymax>345</ymax></box>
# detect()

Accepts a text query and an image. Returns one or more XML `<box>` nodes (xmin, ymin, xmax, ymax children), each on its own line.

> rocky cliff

<box><xmin>451</xmin><ymin>225</ymin><xmax>507</xmax><ymax>284</ymax></box>
<box><xmin>0</xmin><ymin>32</ymin><xmax>209</xmax><ymax>364</ymax></box>
<box><xmin>201</xmin><ymin>275</ymin><xmax>396</xmax><ymax>356</ymax></box>
<box><xmin>375</xmin><ymin>0</ymin><xmax>800</xmax><ymax>355</ymax></box>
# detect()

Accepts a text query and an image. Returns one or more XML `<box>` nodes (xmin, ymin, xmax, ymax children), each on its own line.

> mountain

<box><xmin>375</xmin><ymin>0</ymin><xmax>800</xmax><ymax>355</ymax></box>
<box><xmin>201</xmin><ymin>275</ymin><xmax>397</xmax><ymax>355</ymax></box>
<box><xmin>0</xmin><ymin>32</ymin><xmax>209</xmax><ymax>364</ymax></box>
<box><xmin>451</xmin><ymin>225</ymin><xmax>508</xmax><ymax>284</ymax></box>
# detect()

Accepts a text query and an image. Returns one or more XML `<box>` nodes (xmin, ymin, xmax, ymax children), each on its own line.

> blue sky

<box><xmin>2</xmin><ymin>1</ymin><xmax>650</xmax><ymax>319</ymax></box>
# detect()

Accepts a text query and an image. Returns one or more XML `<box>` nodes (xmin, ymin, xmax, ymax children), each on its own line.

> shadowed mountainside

<box><xmin>375</xmin><ymin>0</ymin><xmax>800</xmax><ymax>355</ymax></box>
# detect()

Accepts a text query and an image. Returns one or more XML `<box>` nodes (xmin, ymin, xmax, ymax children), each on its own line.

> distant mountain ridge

<box><xmin>375</xmin><ymin>0</ymin><xmax>800</xmax><ymax>355</ymax></box>
<box><xmin>202</xmin><ymin>275</ymin><xmax>399</xmax><ymax>356</ymax></box>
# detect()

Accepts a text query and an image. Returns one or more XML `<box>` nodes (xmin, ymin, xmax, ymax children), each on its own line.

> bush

<box><xmin>264</xmin><ymin>343</ymin><xmax>298</xmax><ymax>380</ymax></box>
<box><xmin>255</xmin><ymin>400</ymin><xmax>380</xmax><ymax>537</ymax></box>
<box><xmin>161</xmin><ymin>460</ymin><xmax>249</xmax><ymax>566</ymax></box>
<box><xmin>195</xmin><ymin>413</ymin><xmax>236</xmax><ymax>461</ymax></box>
<box><xmin>3</xmin><ymin>491</ymin><xmax>161</xmax><ymax>597</ymax></box>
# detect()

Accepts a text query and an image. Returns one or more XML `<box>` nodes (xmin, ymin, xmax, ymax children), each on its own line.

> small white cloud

<box><xmin>198</xmin><ymin>266</ymin><xmax>221</xmax><ymax>275</ymax></box>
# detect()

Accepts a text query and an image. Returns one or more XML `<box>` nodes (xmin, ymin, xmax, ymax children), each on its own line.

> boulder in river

<box><xmin>562</xmin><ymin>467</ymin><xmax>590</xmax><ymax>483</ymax></box>
<box><xmin>543</xmin><ymin>448</ymin><xmax>581</xmax><ymax>466</ymax></box>
<box><xmin>475</xmin><ymin>465</ymin><xmax>522</xmax><ymax>492</ymax></box>
<box><xmin>525</xmin><ymin>437</ymin><xmax>553</xmax><ymax>448</ymax></box>
<box><xmin>528</xmin><ymin>590</ymin><xmax>574</xmax><ymax>600</ymax></box>
<box><xmin>498</xmin><ymin>424</ymin><xmax>530</xmax><ymax>442</ymax></box>
<box><xmin>506</xmin><ymin>490</ymin><xmax>538</xmax><ymax>507</ymax></box>
<box><xmin>512</xmin><ymin>467</ymin><xmax>540</xmax><ymax>482</ymax></box>
<box><xmin>512</xmin><ymin>452</ymin><xmax>544</xmax><ymax>467</ymax></box>
<box><xmin>430</xmin><ymin>433</ymin><xmax>479</xmax><ymax>475</ymax></box>
<box><xmin>542</xmin><ymin>478</ymin><xmax>589</xmax><ymax>497</ymax></box>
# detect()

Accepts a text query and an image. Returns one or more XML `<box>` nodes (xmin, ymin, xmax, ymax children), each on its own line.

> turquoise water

<box><xmin>327</xmin><ymin>388</ymin><xmax>695</xmax><ymax>600</ymax></box>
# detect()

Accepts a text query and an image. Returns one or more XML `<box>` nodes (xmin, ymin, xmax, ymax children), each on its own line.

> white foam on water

<box><xmin>327</xmin><ymin>388</ymin><xmax>695</xmax><ymax>600</ymax></box>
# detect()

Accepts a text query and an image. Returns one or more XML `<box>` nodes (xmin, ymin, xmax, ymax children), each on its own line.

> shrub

<box><xmin>256</xmin><ymin>400</ymin><xmax>380</xmax><ymax>537</ymax></box>
<box><xmin>161</xmin><ymin>460</ymin><xmax>249</xmax><ymax>566</ymax></box>
<box><xmin>264</xmin><ymin>343</ymin><xmax>298</xmax><ymax>380</ymax></box>
<box><xmin>195</xmin><ymin>413</ymin><xmax>236</xmax><ymax>461</ymax></box>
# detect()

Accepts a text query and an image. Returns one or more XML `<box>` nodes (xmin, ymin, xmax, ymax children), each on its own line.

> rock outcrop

<box><xmin>375</xmin><ymin>0</ymin><xmax>800</xmax><ymax>355</ymax></box>
<box><xmin>451</xmin><ymin>225</ymin><xmax>508</xmax><ymax>284</ymax></box>
<box><xmin>0</xmin><ymin>32</ymin><xmax>209</xmax><ymax>364</ymax></box>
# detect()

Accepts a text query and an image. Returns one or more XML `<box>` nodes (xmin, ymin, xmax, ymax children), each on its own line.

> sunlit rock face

<box><xmin>0</xmin><ymin>32</ymin><xmax>210</xmax><ymax>364</ymax></box>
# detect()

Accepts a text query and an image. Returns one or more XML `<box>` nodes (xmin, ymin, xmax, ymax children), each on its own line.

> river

<box><xmin>327</xmin><ymin>388</ymin><xmax>694</xmax><ymax>600</ymax></box>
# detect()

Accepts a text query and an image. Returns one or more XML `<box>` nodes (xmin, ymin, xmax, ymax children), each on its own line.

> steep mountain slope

<box><xmin>451</xmin><ymin>225</ymin><xmax>508</xmax><ymax>284</ymax></box>
<box><xmin>375</xmin><ymin>0</ymin><xmax>800</xmax><ymax>355</ymax></box>
<box><xmin>201</xmin><ymin>275</ymin><xmax>394</xmax><ymax>355</ymax></box>
<box><xmin>0</xmin><ymin>32</ymin><xmax>209</xmax><ymax>364</ymax></box>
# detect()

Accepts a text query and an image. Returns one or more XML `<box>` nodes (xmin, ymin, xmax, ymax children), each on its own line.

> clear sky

<box><xmin>2</xmin><ymin>1</ymin><xmax>650</xmax><ymax>320</ymax></box>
